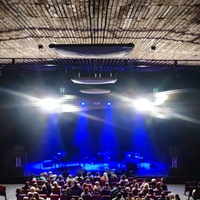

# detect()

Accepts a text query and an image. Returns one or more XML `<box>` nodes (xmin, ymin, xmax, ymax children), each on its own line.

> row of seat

<box><xmin>18</xmin><ymin>193</ymin><xmax>172</xmax><ymax>200</ymax></box>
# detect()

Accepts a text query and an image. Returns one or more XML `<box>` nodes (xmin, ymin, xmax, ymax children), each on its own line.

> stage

<box><xmin>23</xmin><ymin>160</ymin><xmax>169</xmax><ymax>177</ymax></box>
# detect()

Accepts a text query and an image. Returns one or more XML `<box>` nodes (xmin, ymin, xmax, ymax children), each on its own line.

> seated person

<box><xmin>192</xmin><ymin>183</ymin><xmax>200</xmax><ymax>200</ymax></box>
<box><xmin>144</xmin><ymin>188</ymin><xmax>155</xmax><ymax>200</ymax></box>
<box><xmin>112</xmin><ymin>192</ymin><xmax>125</xmax><ymax>200</ymax></box>
<box><xmin>51</xmin><ymin>182</ymin><xmax>61</xmax><ymax>195</ymax></box>
<box><xmin>101</xmin><ymin>182</ymin><xmax>111</xmax><ymax>195</ymax></box>
<box><xmin>62</xmin><ymin>187</ymin><xmax>72</xmax><ymax>199</ymax></box>
<box><xmin>24</xmin><ymin>192</ymin><xmax>35</xmax><ymax>200</ymax></box>
<box><xmin>70</xmin><ymin>181</ymin><xmax>82</xmax><ymax>195</ymax></box>
<box><xmin>81</xmin><ymin>187</ymin><xmax>92</xmax><ymax>197</ymax></box>
<box><xmin>34</xmin><ymin>192</ymin><xmax>44</xmax><ymax>200</ymax></box>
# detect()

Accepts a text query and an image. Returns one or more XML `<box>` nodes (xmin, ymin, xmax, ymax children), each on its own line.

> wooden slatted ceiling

<box><xmin>0</xmin><ymin>0</ymin><xmax>199</xmax><ymax>62</ymax></box>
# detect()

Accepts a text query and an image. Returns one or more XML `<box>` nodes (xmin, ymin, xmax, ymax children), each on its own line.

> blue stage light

<box><xmin>81</xmin><ymin>102</ymin><xmax>85</xmax><ymax>106</ymax></box>
<box><xmin>107</xmin><ymin>102</ymin><xmax>111</xmax><ymax>106</ymax></box>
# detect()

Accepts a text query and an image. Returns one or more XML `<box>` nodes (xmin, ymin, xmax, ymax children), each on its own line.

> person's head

<box><xmin>87</xmin><ymin>172</ymin><xmax>91</xmax><ymax>176</ymax></box>
<box><xmin>169</xmin><ymin>193</ymin><xmax>175</xmax><ymax>200</ymax></box>
<box><xmin>95</xmin><ymin>172</ymin><xmax>100</xmax><ymax>176</ymax></box>
<box><xmin>116</xmin><ymin>193</ymin><xmax>122</xmax><ymax>199</ymax></box>
<box><xmin>16</xmin><ymin>188</ymin><xmax>22</xmax><ymax>194</ymax></box>
<box><xmin>149</xmin><ymin>188</ymin><xmax>154</xmax><ymax>195</ymax></box>
<box><xmin>95</xmin><ymin>181</ymin><xmax>100</xmax><ymax>186</ymax></box>
<box><xmin>33</xmin><ymin>182</ymin><xmax>38</xmax><ymax>188</ymax></box>
<box><xmin>68</xmin><ymin>174</ymin><xmax>72</xmax><ymax>178</ymax></box>
<box><xmin>103</xmin><ymin>172</ymin><xmax>108</xmax><ymax>177</ymax></box>
<box><xmin>128</xmin><ymin>192</ymin><xmax>133</xmax><ymax>198</ymax></box>
<box><xmin>121</xmin><ymin>175</ymin><xmax>126</xmax><ymax>180</ymax></box>
<box><xmin>27</xmin><ymin>192</ymin><xmax>34</xmax><ymax>200</ymax></box>
<box><xmin>41</xmin><ymin>185</ymin><xmax>46</xmax><ymax>190</ymax></box>
<box><xmin>125</xmin><ymin>187</ymin><xmax>131</xmax><ymax>193</ymax></box>
<box><xmin>86</xmin><ymin>179</ymin><xmax>91</xmax><ymax>183</ymax></box>
<box><xmin>134</xmin><ymin>183</ymin><xmax>139</xmax><ymax>188</ymax></box>
<box><xmin>161</xmin><ymin>192</ymin><xmax>165</xmax><ymax>198</ymax></box>
<box><xmin>151</xmin><ymin>178</ymin><xmax>156</xmax><ymax>183</ymax></box>
<box><xmin>53</xmin><ymin>182</ymin><xmax>59</xmax><ymax>187</ymax></box>
<box><xmin>74</xmin><ymin>181</ymin><xmax>78</xmax><ymax>186</ymax></box>
<box><xmin>161</xmin><ymin>177</ymin><xmax>166</xmax><ymax>184</ymax></box>
<box><xmin>25</xmin><ymin>181</ymin><xmax>29</xmax><ymax>186</ymax></box>
<box><xmin>77</xmin><ymin>172</ymin><xmax>82</xmax><ymax>177</ymax></box>
<box><xmin>105</xmin><ymin>182</ymin><xmax>109</xmax><ymax>187</ymax></box>
<box><xmin>33</xmin><ymin>192</ymin><xmax>39</xmax><ymax>200</ymax></box>
<box><xmin>43</xmin><ymin>172</ymin><xmax>48</xmax><ymax>177</ymax></box>
<box><xmin>29</xmin><ymin>186</ymin><xmax>36</xmax><ymax>193</ymax></box>
<box><xmin>175</xmin><ymin>194</ymin><xmax>180</xmax><ymax>200</ymax></box>
<box><xmin>84</xmin><ymin>187</ymin><xmax>89</xmax><ymax>194</ymax></box>
<box><xmin>143</xmin><ymin>178</ymin><xmax>148</xmax><ymax>183</ymax></box>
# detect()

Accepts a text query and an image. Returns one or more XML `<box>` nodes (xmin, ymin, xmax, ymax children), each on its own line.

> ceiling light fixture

<box><xmin>49</xmin><ymin>43</ymin><xmax>134</xmax><ymax>58</ymax></box>
<box><xmin>71</xmin><ymin>77</ymin><xmax>117</xmax><ymax>85</ymax></box>
<box><xmin>80</xmin><ymin>89</ymin><xmax>111</xmax><ymax>94</ymax></box>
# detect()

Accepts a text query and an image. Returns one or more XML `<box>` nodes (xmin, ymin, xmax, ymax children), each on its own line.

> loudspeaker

<box><xmin>126</xmin><ymin>162</ymin><xmax>138</xmax><ymax>172</ymax></box>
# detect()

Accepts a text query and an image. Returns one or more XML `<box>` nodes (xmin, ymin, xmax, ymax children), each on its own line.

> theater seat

<box><xmin>102</xmin><ymin>195</ymin><xmax>112</xmax><ymax>200</ymax></box>
<box><xmin>82</xmin><ymin>196</ymin><xmax>92</xmax><ymax>200</ymax></box>
<box><xmin>71</xmin><ymin>195</ymin><xmax>80</xmax><ymax>200</ymax></box>
<box><xmin>39</xmin><ymin>194</ymin><xmax>47</xmax><ymax>199</ymax></box>
<box><xmin>92</xmin><ymin>194</ymin><xmax>101</xmax><ymax>200</ymax></box>
<box><xmin>0</xmin><ymin>186</ymin><xmax>6</xmax><ymax>200</ymax></box>
<box><xmin>17</xmin><ymin>194</ymin><xmax>26</xmax><ymax>200</ymax></box>
<box><xmin>50</xmin><ymin>194</ymin><xmax>60</xmax><ymax>200</ymax></box>
<box><xmin>60</xmin><ymin>194</ymin><xmax>69</xmax><ymax>200</ymax></box>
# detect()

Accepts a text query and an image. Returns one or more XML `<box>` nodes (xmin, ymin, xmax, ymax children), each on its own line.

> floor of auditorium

<box><xmin>0</xmin><ymin>184</ymin><xmax>188</xmax><ymax>200</ymax></box>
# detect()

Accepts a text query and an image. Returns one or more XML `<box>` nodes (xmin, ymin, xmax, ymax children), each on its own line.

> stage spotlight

<box><xmin>81</xmin><ymin>102</ymin><xmax>85</xmax><ymax>106</ymax></box>
<box><xmin>61</xmin><ymin>104</ymin><xmax>78</xmax><ymax>112</ymax></box>
<box><xmin>134</xmin><ymin>98</ymin><xmax>154</xmax><ymax>111</ymax></box>
<box><xmin>39</xmin><ymin>98</ymin><xmax>59</xmax><ymax>111</ymax></box>
<box><xmin>154</xmin><ymin>92</ymin><xmax>168</xmax><ymax>105</ymax></box>
<box><xmin>107</xmin><ymin>102</ymin><xmax>111</xmax><ymax>106</ymax></box>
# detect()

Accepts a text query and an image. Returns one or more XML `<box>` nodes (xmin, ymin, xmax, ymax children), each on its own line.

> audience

<box><xmin>15</xmin><ymin>170</ymin><xmax>183</xmax><ymax>200</ymax></box>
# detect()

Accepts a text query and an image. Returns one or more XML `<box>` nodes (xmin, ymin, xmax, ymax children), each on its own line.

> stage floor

<box><xmin>24</xmin><ymin>160</ymin><xmax>169</xmax><ymax>177</ymax></box>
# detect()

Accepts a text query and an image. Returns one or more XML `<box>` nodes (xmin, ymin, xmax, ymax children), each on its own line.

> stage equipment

<box><xmin>71</xmin><ymin>77</ymin><xmax>117</xmax><ymax>85</ymax></box>
<box><xmin>43</xmin><ymin>160</ymin><xmax>53</xmax><ymax>168</ymax></box>
<box><xmin>125</xmin><ymin>152</ymin><xmax>143</xmax><ymax>169</ymax></box>
<box><xmin>125</xmin><ymin>162</ymin><xmax>138</xmax><ymax>172</ymax></box>
<box><xmin>49</xmin><ymin>43</ymin><xmax>134</xmax><ymax>58</ymax></box>
<box><xmin>125</xmin><ymin>152</ymin><xmax>143</xmax><ymax>162</ymax></box>
<box><xmin>80</xmin><ymin>89</ymin><xmax>111</xmax><ymax>94</ymax></box>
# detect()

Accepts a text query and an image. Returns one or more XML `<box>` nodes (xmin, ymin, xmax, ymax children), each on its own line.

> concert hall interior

<box><xmin>1</xmin><ymin>70</ymin><xmax>200</xmax><ymax>181</ymax></box>
<box><xmin>0</xmin><ymin>0</ymin><xmax>200</xmax><ymax>184</ymax></box>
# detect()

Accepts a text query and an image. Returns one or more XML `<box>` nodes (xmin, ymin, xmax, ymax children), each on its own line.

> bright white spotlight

<box><xmin>39</xmin><ymin>98</ymin><xmax>59</xmax><ymax>111</ymax></box>
<box><xmin>61</xmin><ymin>104</ymin><xmax>79</xmax><ymax>112</ymax></box>
<box><xmin>134</xmin><ymin>98</ymin><xmax>154</xmax><ymax>111</ymax></box>
<box><xmin>154</xmin><ymin>93</ymin><xmax>168</xmax><ymax>105</ymax></box>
